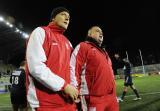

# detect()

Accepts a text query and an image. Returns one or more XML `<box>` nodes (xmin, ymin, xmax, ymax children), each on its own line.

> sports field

<box><xmin>116</xmin><ymin>75</ymin><xmax>160</xmax><ymax>111</ymax></box>
<box><xmin>0</xmin><ymin>75</ymin><xmax>160</xmax><ymax>111</ymax></box>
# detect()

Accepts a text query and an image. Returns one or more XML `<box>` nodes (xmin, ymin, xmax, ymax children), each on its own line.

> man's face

<box><xmin>89</xmin><ymin>26</ymin><xmax>103</xmax><ymax>46</ymax></box>
<box><xmin>53</xmin><ymin>11</ymin><xmax>70</xmax><ymax>30</ymax></box>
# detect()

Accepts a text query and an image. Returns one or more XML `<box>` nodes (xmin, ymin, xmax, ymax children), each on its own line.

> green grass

<box><xmin>0</xmin><ymin>75</ymin><xmax>160</xmax><ymax>111</ymax></box>
<box><xmin>0</xmin><ymin>93</ymin><xmax>31</xmax><ymax>111</ymax></box>
<box><xmin>116</xmin><ymin>75</ymin><xmax>160</xmax><ymax>111</ymax></box>
<box><xmin>0</xmin><ymin>93</ymin><xmax>11</xmax><ymax>111</ymax></box>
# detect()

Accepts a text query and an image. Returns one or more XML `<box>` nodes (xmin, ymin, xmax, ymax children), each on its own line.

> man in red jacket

<box><xmin>70</xmin><ymin>26</ymin><xmax>119</xmax><ymax>111</ymax></box>
<box><xmin>26</xmin><ymin>7</ymin><xmax>78</xmax><ymax>111</ymax></box>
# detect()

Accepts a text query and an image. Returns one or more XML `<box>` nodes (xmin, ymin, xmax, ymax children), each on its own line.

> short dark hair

<box><xmin>50</xmin><ymin>7</ymin><xmax>69</xmax><ymax>21</ymax></box>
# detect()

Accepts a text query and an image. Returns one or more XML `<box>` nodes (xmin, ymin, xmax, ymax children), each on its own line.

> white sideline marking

<box><xmin>125</xmin><ymin>91</ymin><xmax>160</xmax><ymax>98</ymax></box>
<box><xmin>0</xmin><ymin>106</ymin><xmax>11</xmax><ymax>108</ymax></box>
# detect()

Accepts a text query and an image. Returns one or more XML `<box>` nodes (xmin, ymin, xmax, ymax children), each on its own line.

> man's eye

<box><xmin>61</xmin><ymin>13</ymin><xmax>65</xmax><ymax>15</ymax></box>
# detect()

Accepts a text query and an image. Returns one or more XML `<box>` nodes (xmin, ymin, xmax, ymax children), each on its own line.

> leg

<box><xmin>130</xmin><ymin>85</ymin><xmax>141</xmax><ymax>99</ymax></box>
<box><xmin>19</xmin><ymin>103</ymin><xmax>28</xmax><ymax>111</ymax></box>
<box><xmin>121</xmin><ymin>85</ymin><xmax>128</xmax><ymax>100</ymax></box>
<box><xmin>121</xmin><ymin>75</ymin><xmax>130</xmax><ymax>100</ymax></box>
<box><xmin>129</xmin><ymin>84</ymin><xmax>136</xmax><ymax>90</ymax></box>
<box><xmin>12</xmin><ymin>104</ymin><xmax>19</xmax><ymax>111</ymax></box>
<box><xmin>11</xmin><ymin>93</ymin><xmax>19</xmax><ymax>111</ymax></box>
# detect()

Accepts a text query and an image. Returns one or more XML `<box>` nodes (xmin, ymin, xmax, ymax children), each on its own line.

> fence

<box><xmin>117</xmin><ymin>63</ymin><xmax>160</xmax><ymax>75</ymax></box>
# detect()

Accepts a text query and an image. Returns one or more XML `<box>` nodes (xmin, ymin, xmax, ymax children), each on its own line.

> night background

<box><xmin>0</xmin><ymin>0</ymin><xmax>160</xmax><ymax>67</ymax></box>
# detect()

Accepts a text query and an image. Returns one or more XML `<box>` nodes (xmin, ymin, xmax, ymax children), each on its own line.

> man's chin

<box><xmin>60</xmin><ymin>25</ymin><xmax>68</xmax><ymax>30</ymax></box>
<box><xmin>60</xmin><ymin>25</ymin><xmax>67</xmax><ymax>30</ymax></box>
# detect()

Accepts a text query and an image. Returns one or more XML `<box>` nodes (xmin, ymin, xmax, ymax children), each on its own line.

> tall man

<box><xmin>26</xmin><ymin>7</ymin><xmax>78</xmax><ymax>111</ymax></box>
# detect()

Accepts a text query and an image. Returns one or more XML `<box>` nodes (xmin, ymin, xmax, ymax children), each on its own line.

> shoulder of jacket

<box><xmin>79</xmin><ymin>42</ymin><xmax>89</xmax><ymax>48</ymax></box>
<box><xmin>40</xmin><ymin>26</ymin><xmax>52</xmax><ymax>34</ymax></box>
<box><xmin>31</xmin><ymin>27</ymin><xmax>45</xmax><ymax>33</ymax></box>
<box><xmin>79</xmin><ymin>42</ymin><xmax>95</xmax><ymax>53</ymax></box>
<box><xmin>80</xmin><ymin>41</ymin><xmax>91</xmax><ymax>46</ymax></box>
<box><xmin>40</xmin><ymin>26</ymin><xmax>48</xmax><ymax>30</ymax></box>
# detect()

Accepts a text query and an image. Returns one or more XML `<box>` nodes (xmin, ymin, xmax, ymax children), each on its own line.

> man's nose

<box><xmin>65</xmin><ymin>16</ymin><xmax>69</xmax><ymax>21</ymax></box>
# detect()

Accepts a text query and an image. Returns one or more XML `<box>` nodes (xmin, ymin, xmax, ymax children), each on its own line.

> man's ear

<box><xmin>88</xmin><ymin>30</ymin><xmax>91</xmax><ymax>36</ymax></box>
<box><xmin>50</xmin><ymin>17</ymin><xmax>55</xmax><ymax>22</ymax></box>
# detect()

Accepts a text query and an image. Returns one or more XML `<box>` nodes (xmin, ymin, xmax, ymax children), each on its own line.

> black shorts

<box><xmin>10</xmin><ymin>92</ymin><xmax>27</xmax><ymax>106</ymax></box>
<box><xmin>124</xmin><ymin>75</ymin><xmax>133</xmax><ymax>86</ymax></box>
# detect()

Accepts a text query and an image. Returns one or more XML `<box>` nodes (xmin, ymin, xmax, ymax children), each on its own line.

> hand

<box><xmin>64</xmin><ymin>84</ymin><xmax>79</xmax><ymax>101</ymax></box>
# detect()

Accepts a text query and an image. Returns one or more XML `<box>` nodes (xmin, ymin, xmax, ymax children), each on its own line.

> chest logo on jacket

<box><xmin>52</xmin><ymin>42</ymin><xmax>58</xmax><ymax>46</ymax></box>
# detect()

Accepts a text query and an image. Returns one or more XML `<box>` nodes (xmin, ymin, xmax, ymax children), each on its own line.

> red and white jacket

<box><xmin>26</xmin><ymin>24</ymin><xmax>73</xmax><ymax>108</ymax></box>
<box><xmin>70</xmin><ymin>40</ymin><xmax>116</xmax><ymax>97</ymax></box>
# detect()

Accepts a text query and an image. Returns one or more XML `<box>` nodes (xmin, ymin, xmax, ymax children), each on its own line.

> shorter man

<box><xmin>70</xmin><ymin>26</ymin><xmax>119</xmax><ymax>111</ymax></box>
<box><xmin>10</xmin><ymin>61</ymin><xmax>28</xmax><ymax>111</ymax></box>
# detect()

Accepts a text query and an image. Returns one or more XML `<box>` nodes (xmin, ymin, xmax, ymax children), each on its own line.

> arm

<box><xmin>70</xmin><ymin>44</ymin><xmax>80</xmax><ymax>87</ymax></box>
<box><xmin>26</xmin><ymin>27</ymin><xmax>66</xmax><ymax>91</ymax></box>
<box><xmin>114</xmin><ymin>54</ymin><xmax>126</xmax><ymax>67</ymax></box>
<box><xmin>10</xmin><ymin>73</ymin><xmax>12</xmax><ymax>84</ymax></box>
<box><xmin>70</xmin><ymin>43</ymin><xmax>86</xmax><ymax>88</ymax></box>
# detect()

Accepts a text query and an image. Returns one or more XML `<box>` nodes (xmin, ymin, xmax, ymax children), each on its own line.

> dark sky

<box><xmin>0</xmin><ymin>0</ymin><xmax>159</xmax><ymax>66</ymax></box>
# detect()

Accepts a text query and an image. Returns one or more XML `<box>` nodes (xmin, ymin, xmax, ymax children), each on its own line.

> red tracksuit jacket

<box><xmin>70</xmin><ymin>41</ymin><xmax>116</xmax><ymax>96</ymax></box>
<box><xmin>70</xmin><ymin>41</ymin><xmax>119</xmax><ymax>111</ymax></box>
<box><xmin>26</xmin><ymin>24</ymin><xmax>73</xmax><ymax>108</ymax></box>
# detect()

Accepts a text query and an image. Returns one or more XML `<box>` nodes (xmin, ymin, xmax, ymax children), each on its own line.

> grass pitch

<box><xmin>0</xmin><ymin>75</ymin><xmax>160</xmax><ymax>111</ymax></box>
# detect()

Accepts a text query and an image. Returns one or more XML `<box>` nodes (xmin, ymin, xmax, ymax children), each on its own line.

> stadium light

<box><xmin>15</xmin><ymin>28</ymin><xmax>20</xmax><ymax>32</ymax></box>
<box><xmin>6</xmin><ymin>21</ymin><xmax>10</xmax><ymax>25</ymax></box>
<box><xmin>22</xmin><ymin>32</ymin><xmax>29</xmax><ymax>38</ymax></box>
<box><xmin>19</xmin><ymin>31</ymin><xmax>22</xmax><ymax>34</ymax></box>
<box><xmin>9</xmin><ymin>24</ymin><xmax>13</xmax><ymax>28</ymax></box>
<box><xmin>1</xmin><ymin>14</ymin><xmax>29</xmax><ymax>39</ymax></box>
<box><xmin>5</xmin><ymin>21</ymin><xmax>13</xmax><ymax>28</ymax></box>
<box><xmin>0</xmin><ymin>16</ymin><xmax>4</xmax><ymax>22</ymax></box>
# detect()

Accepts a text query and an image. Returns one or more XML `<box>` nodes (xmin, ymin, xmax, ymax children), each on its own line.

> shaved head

<box><xmin>87</xmin><ymin>26</ymin><xmax>103</xmax><ymax>46</ymax></box>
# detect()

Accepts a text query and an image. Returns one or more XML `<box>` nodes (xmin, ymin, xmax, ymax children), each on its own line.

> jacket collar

<box><xmin>85</xmin><ymin>36</ymin><xmax>106</xmax><ymax>49</ymax></box>
<box><xmin>48</xmin><ymin>23</ymin><xmax>65</xmax><ymax>34</ymax></box>
<box><xmin>85</xmin><ymin>37</ymin><xmax>107</xmax><ymax>56</ymax></box>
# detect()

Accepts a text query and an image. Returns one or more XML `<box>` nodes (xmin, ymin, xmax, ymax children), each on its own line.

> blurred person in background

<box><xmin>114</xmin><ymin>54</ymin><xmax>141</xmax><ymax>102</ymax></box>
<box><xmin>10</xmin><ymin>61</ymin><xmax>28</xmax><ymax>111</ymax></box>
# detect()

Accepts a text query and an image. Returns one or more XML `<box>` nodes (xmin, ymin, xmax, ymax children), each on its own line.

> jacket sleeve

<box><xmin>26</xmin><ymin>27</ymin><xmax>66</xmax><ymax>91</ymax></box>
<box><xmin>70</xmin><ymin>43</ymin><xmax>86</xmax><ymax>87</ymax></box>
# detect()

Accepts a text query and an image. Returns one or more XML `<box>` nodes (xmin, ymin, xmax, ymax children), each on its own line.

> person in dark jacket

<box><xmin>10</xmin><ymin>61</ymin><xmax>28</xmax><ymax>111</ymax></box>
<box><xmin>114</xmin><ymin>54</ymin><xmax>141</xmax><ymax>102</ymax></box>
